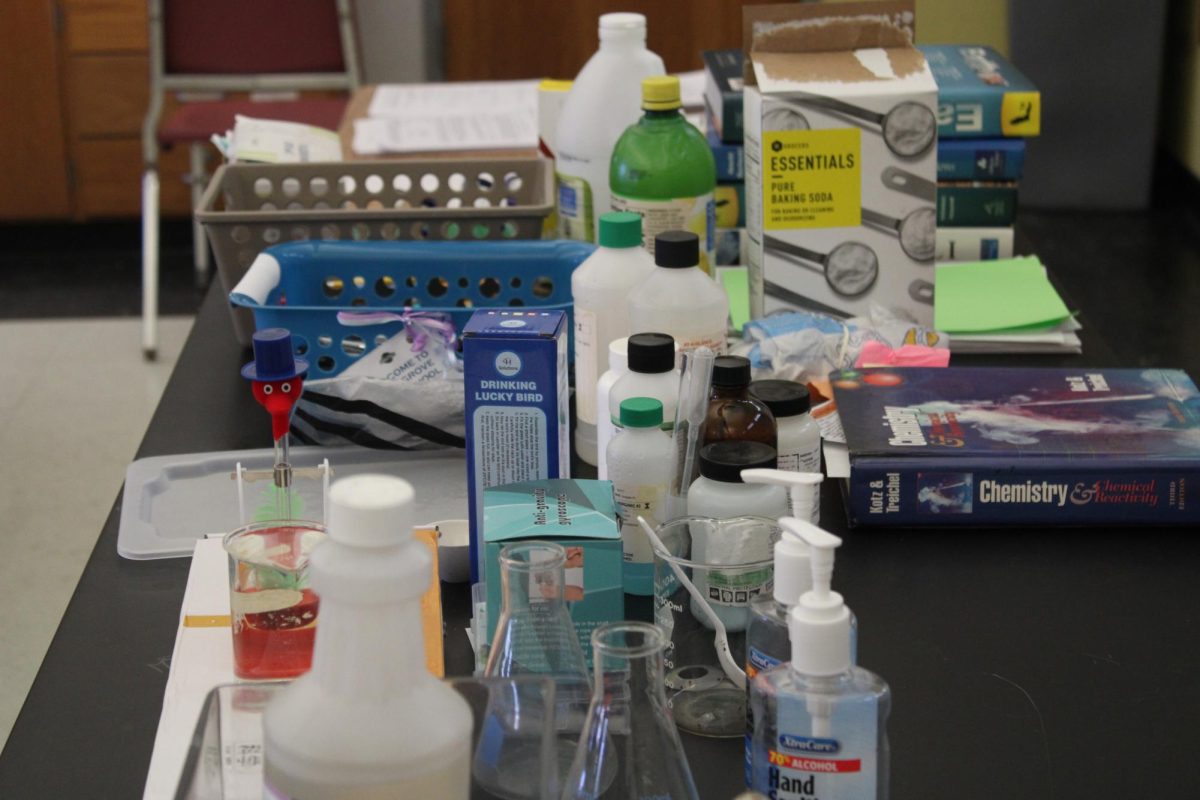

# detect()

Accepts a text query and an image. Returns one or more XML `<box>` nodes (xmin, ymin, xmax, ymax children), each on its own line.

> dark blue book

<box><xmin>920</xmin><ymin>44</ymin><xmax>1040</xmax><ymax>138</ymax></box>
<box><xmin>703</xmin><ymin>49</ymin><xmax>744</xmax><ymax>143</ymax></box>
<box><xmin>832</xmin><ymin>367</ymin><xmax>1200</xmax><ymax>526</ymax></box>
<box><xmin>938</xmin><ymin>138</ymin><xmax>1026</xmax><ymax>180</ymax></box>
<box><xmin>706</xmin><ymin>122</ymin><xmax>744</xmax><ymax>181</ymax></box>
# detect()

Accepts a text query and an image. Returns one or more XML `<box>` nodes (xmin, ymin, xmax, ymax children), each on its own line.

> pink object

<box><xmin>855</xmin><ymin>341</ymin><xmax>950</xmax><ymax>368</ymax></box>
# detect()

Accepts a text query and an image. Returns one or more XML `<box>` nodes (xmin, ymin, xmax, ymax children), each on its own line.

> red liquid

<box><xmin>232</xmin><ymin>588</ymin><xmax>320</xmax><ymax>679</ymax></box>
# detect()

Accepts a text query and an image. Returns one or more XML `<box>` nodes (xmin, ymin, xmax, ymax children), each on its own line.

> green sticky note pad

<box><xmin>718</xmin><ymin>266</ymin><xmax>751</xmax><ymax>332</ymax></box>
<box><xmin>935</xmin><ymin>257</ymin><xmax>1071</xmax><ymax>333</ymax></box>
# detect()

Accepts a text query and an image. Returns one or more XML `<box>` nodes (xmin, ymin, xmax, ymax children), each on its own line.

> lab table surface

<box><xmin>3</xmin><ymin>250</ymin><xmax>1200</xmax><ymax>800</ymax></box>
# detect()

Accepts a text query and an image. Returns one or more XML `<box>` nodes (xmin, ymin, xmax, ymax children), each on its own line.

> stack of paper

<box><xmin>352</xmin><ymin>80</ymin><xmax>540</xmax><ymax>155</ymax></box>
<box><xmin>934</xmin><ymin>256</ymin><xmax>1081</xmax><ymax>354</ymax></box>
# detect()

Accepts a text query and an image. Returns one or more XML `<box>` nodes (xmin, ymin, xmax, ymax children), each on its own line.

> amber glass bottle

<box><xmin>702</xmin><ymin>355</ymin><xmax>777</xmax><ymax>448</ymax></box>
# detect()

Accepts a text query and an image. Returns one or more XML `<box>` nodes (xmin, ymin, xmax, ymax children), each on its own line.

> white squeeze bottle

<box><xmin>556</xmin><ymin>13</ymin><xmax>665</xmax><ymax>242</ymax></box>
<box><xmin>749</xmin><ymin>520</ymin><xmax>890</xmax><ymax>798</ymax></box>
<box><xmin>596</xmin><ymin>337</ymin><xmax>630</xmax><ymax>480</ymax></box>
<box><xmin>607</xmin><ymin>397</ymin><xmax>673</xmax><ymax>596</ymax></box>
<box><xmin>262</xmin><ymin>474</ymin><xmax>472</xmax><ymax>799</ymax></box>
<box><xmin>630</xmin><ymin>231</ymin><xmax>729</xmax><ymax>354</ymax></box>
<box><xmin>574</xmin><ymin>212</ymin><xmax>656</xmax><ymax>466</ymax></box>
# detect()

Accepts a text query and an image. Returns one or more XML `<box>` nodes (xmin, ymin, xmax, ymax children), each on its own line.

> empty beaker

<box><xmin>562</xmin><ymin>622</ymin><xmax>699</xmax><ymax>800</ymax></box>
<box><xmin>223</xmin><ymin>520</ymin><xmax>326</xmax><ymax>680</ymax></box>
<box><xmin>651</xmin><ymin>516</ymin><xmax>782</xmax><ymax>737</ymax></box>
<box><xmin>484</xmin><ymin>541</ymin><xmax>593</xmax><ymax>798</ymax></box>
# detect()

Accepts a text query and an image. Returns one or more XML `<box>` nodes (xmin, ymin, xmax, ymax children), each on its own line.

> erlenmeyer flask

<box><xmin>563</xmin><ymin>622</ymin><xmax>699</xmax><ymax>800</ymax></box>
<box><xmin>480</xmin><ymin>542</ymin><xmax>593</xmax><ymax>799</ymax></box>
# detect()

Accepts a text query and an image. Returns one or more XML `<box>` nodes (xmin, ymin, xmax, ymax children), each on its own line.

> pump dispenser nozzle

<box><xmin>781</xmin><ymin>517</ymin><xmax>850</xmax><ymax>677</ymax></box>
<box><xmin>740</xmin><ymin>468</ymin><xmax>823</xmax><ymax>524</ymax></box>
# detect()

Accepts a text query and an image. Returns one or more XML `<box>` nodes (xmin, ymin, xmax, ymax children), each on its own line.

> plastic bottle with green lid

<box><xmin>610</xmin><ymin>75</ymin><xmax>717</xmax><ymax>274</ymax></box>
<box><xmin>573</xmin><ymin>212</ymin><xmax>656</xmax><ymax>467</ymax></box>
<box><xmin>607</xmin><ymin>397</ymin><xmax>672</xmax><ymax>595</ymax></box>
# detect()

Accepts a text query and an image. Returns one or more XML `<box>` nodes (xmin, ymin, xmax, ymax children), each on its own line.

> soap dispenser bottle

<box><xmin>749</xmin><ymin>519</ymin><xmax>890</xmax><ymax>799</ymax></box>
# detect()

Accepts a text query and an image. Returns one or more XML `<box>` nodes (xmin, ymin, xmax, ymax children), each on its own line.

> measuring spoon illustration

<box><xmin>767</xmin><ymin>97</ymin><xmax>936</xmax><ymax>158</ymax></box>
<box><xmin>764</xmin><ymin>235</ymin><xmax>879</xmax><ymax>298</ymax></box>
<box><xmin>881</xmin><ymin>166</ymin><xmax>936</xmax><ymax>202</ymax></box>
<box><xmin>862</xmin><ymin>207</ymin><xmax>936</xmax><ymax>262</ymax></box>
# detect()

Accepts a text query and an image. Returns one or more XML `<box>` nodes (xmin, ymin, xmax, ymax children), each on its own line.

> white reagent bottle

<box><xmin>629</xmin><ymin>231</ymin><xmax>729</xmax><ymax>354</ymax></box>
<box><xmin>749</xmin><ymin>519</ymin><xmax>890</xmax><ymax>799</ymax></box>
<box><xmin>596</xmin><ymin>337</ymin><xmax>629</xmax><ymax>480</ymax></box>
<box><xmin>574</xmin><ymin>212</ymin><xmax>655</xmax><ymax>466</ymax></box>
<box><xmin>607</xmin><ymin>397</ymin><xmax>673</xmax><ymax>596</ymax></box>
<box><xmin>262</xmin><ymin>474</ymin><xmax>473</xmax><ymax>799</ymax></box>
<box><xmin>749</xmin><ymin>380</ymin><xmax>821</xmax><ymax>516</ymax></box>
<box><xmin>555</xmin><ymin>13</ymin><xmax>665</xmax><ymax>242</ymax></box>
<box><xmin>609</xmin><ymin>332</ymin><xmax>679</xmax><ymax>446</ymax></box>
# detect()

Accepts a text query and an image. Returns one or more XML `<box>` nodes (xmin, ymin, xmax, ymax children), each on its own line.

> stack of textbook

<box><xmin>921</xmin><ymin>45</ymin><xmax>1041</xmax><ymax>263</ymax></box>
<box><xmin>702</xmin><ymin>50</ymin><xmax>748</xmax><ymax>268</ymax></box>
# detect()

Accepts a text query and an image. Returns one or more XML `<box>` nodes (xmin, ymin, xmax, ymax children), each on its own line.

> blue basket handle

<box><xmin>229</xmin><ymin>252</ymin><xmax>282</xmax><ymax>307</ymax></box>
<box><xmin>336</xmin><ymin>310</ymin><xmax>458</xmax><ymax>353</ymax></box>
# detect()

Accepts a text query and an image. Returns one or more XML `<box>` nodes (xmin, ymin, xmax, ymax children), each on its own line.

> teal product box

<box><xmin>484</xmin><ymin>479</ymin><xmax>624</xmax><ymax>666</ymax></box>
<box><xmin>464</xmin><ymin>309</ymin><xmax>570</xmax><ymax>584</ymax></box>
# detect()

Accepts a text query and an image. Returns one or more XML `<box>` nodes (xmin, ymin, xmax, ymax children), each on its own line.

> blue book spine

<box><xmin>937</xmin><ymin>139</ymin><xmax>1026</xmax><ymax>180</ymax></box>
<box><xmin>707</xmin><ymin>125</ymin><xmax>745</xmax><ymax>180</ymax></box>
<box><xmin>920</xmin><ymin>45</ymin><xmax>1041</xmax><ymax>139</ymax></box>
<box><xmin>846</xmin><ymin>457</ymin><xmax>1200</xmax><ymax>527</ymax></box>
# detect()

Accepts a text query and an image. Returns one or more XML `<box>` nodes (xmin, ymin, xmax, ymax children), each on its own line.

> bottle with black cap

<box><xmin>703</xmin><ymin>355</ymin><xmax>777</xmax><ymax>449</ymax></box>
<box><xmin>628</xmin><ymin>230</ymin><xmax>729</xmax><ymax>355</ymax></box>
<box><xmin>750</xmin><ymin>378</ymin><xmax>821</xmax><ymax>513</ymax></box>
<box><xmin>602</xmin><ymin>332</ymin><xmax>679</xmax><ymax>479</ymax></box>
<box><xmin>685</xmin><ymin>441</ymin><xmax>789</xmax><ymax>633</ymax></box>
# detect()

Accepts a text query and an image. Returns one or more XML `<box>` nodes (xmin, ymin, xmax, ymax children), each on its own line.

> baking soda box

<box><xmin>743</xmin><ymin>1</ymin><xmax>938</xmax><ymax>324</ymax></box>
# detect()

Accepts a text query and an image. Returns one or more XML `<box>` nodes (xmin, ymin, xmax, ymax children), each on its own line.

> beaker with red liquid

<box><xmin>223</xmin><ymin>521</ymin><xmax>326</xmax><ymax>680</ymax></box>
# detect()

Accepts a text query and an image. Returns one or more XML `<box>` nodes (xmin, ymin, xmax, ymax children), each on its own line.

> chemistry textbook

<box><xmin>832</xmin><ymin>367</ymin><xmax>1200</xmax><ymax>527</ymax></box>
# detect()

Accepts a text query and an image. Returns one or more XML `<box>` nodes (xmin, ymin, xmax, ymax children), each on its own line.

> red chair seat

<box><xmin>158</xmin><ymin>98</ymin><xmax>348</xmax><ymax>145</ymax></box>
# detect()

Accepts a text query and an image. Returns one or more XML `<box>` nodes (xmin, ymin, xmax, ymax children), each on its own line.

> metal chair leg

<box><xmin>142</xmin><ymin>168</ymin><xmax>160</xmax><ymax>361</ymax></box>
<box><xmin>190</xmin><ymin>142</ymin><xmax>210</xmax><ymax>286</ymax></box>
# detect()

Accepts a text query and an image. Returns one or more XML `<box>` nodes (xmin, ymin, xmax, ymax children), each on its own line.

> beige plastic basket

<box><xmin>197</xmin><ymin>157</ymin><xmax>555</xmax><ymax>344</ymax></box>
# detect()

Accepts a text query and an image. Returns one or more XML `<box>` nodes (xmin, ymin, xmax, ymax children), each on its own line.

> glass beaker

<box><xmin>563</xmin><ymin>622</ymin><xmax>699</xmax><ymax>800</ymax></box>
<box><xmin>651</xmin><ymin>516</ymin><xmax>781</xmax><ymax>738</ymax></box>
<box><xmin>223</xmin><ymin>520</ymin><xmax>326</xmax><ymax>680</ymax></box>
<box><xmin>484</xmin><ymin>541</ymin><xmax>593</xmax><ymax>798</ymax></box>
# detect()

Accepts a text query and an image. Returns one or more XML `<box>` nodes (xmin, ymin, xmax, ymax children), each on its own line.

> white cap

<box><xmin>741</xmin><ymin>468</ymin><xmax>823</xmax><ymax>524</ymax></box>
<box><xmin>608</xmin><ymin>337</ymin><xmax>629</xmax><ymax>373</ymax></box>
<box><xmin>772</xmin><ymin>527</ymin><xmax>811</xmax><ymax>606</ymax></box>
<box><xmin>327</xmin><ymin>474</ymin><xmax>415</xmax><ymax>548</ymax></box>
<box><xmin>599</xmin><ymin>12</ymin><xmax>647</xmax><ymax>41</ymax></box>
<box><xmin>782</xmin><ymin>517</ymin><xmax>852</xmax><ymax>676</ymax></box>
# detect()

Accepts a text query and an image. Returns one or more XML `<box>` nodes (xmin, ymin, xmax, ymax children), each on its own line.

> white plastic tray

<box><xmin>118</xmin><ymin>445</ymin><xmax>466</xmax><ymax>559</ymax></box>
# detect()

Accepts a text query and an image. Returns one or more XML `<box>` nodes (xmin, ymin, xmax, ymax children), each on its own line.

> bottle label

<box><xmin>611</xmin><ymin>193</ymin><xmax>717</xmax><ymax>275</ymax></box>
<box><xmin>754</xmin><ymin>693</ymin><xmax>880</xmax><ymax>799</ymax></box>
<box><xmin>673</xmin><ymin>332</ymin><xmax>729</xmax><ymax>355</ymax></box>
<box><xmin>613</xmin><ymin>481</ymin><xmax>668</xmax><ymax>566</ymax></box>
<box><xmin>573</xmin><ymin>307</ymin><xmax>598</xmax><ymax>424</ymax></box>
<box><xmin>705</xmin><ymin>566</ymin><xmax>773</xmax><ymax>607</ymax></box>
<box><xmin>778</xmin><ymin>442</ymin><xmax>821</xmax><ymax>522</ymax></box>
<box><xmin>745</xmin><ymin>646</ymin><xmax>785</xmax><ymax>787</ymax></box>
<box><xmin>557</xmin><ymin>172</ymin><xmax>594</xmax><ymax>242</ymax></box>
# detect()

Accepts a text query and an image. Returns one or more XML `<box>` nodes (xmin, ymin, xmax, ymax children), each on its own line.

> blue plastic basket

<box><xmin>230</xmin><ymin>240</ymin><xmax>594</xmax><ymax>377</ymax></box>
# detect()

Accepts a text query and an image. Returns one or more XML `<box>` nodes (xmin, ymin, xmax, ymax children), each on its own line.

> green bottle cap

<box><xmin>619</xmin><ymin>397</ymin><xmax>664</xmax><ymax>428</ymax></box>
<box><xmin>599</xmin><ymin>212</ymin><xmax>643</xmax><ymax>248</ymax></box>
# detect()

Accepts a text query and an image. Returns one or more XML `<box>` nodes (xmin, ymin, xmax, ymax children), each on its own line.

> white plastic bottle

<box><xmin>607</xmin><ymin>397</ymin><xmax>673</xmax><ymax>596</ymax></box>
<box><xmin>262</xmin><ymin>475</ymin><xmax>473</xmax><ymax>799</ymax></box>
<box><xmin>596</xmin><ymin>337</ymin><xmax>629</xmax><ymax>480</ymax></box>
<box><xmin>686</xmin><ymin>441</ymin><xmax>788</xmax><ymax>633</ymax></box>
<box><xmin>629</xmin><ymin>231</ymin><xmax>729</xmax><ymax>354</ymax></box>
<box><xmin>749</xmin><ymin>380</ymin><xmax>821</xmax><ymax>517</ymax></box>
<box><xmin>574</xmin><ymin>212</ymin><xmax>656</xmax><ymax>466</ymax></box>
<box><xmin>555</xmin><ymin>13</ymin><xmax>665</xmax><ymax>242</ymax></box>
<box><xmin>609</xmin><ymin>332</ymin><xmax>679</xmax><ymax>445</ymax></box>
<box><xmin>749</xmin><ymin>520</ymin><xmax>890</xmax><ymax>798</ymax></box>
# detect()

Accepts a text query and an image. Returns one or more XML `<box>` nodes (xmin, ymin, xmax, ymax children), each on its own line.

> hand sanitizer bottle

<box><xmin>749</xmin><ymin>519</ymin><xmax>890</xmax><ymax>799</ymax></box>
<box><xmin>263</xmin><ymin>475</ymin><xmax>473</xmax><ymax>799</ymax></box>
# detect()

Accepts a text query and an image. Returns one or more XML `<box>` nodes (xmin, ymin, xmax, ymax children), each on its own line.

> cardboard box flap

<box><xmin>744</xmin><ymin>1</ymin><xmax>916</xmax><ymax>86</ymax></box>
<box><xmin>752</xmin><ymin>47</ymin><xmax>931</xmax><ymax>97</ymax></box>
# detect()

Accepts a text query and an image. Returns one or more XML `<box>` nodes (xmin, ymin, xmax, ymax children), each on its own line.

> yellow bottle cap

<box><xmin>642</xmin><ymin>76</ymin><xmax>681</xmax><ymax>111</ymax></box>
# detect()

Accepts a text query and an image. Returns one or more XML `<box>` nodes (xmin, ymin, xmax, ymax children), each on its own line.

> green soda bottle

<box><xmin>610</xmin><ymin>76</ymin><xmax>718</xmax><ymax>274</ymax></box>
